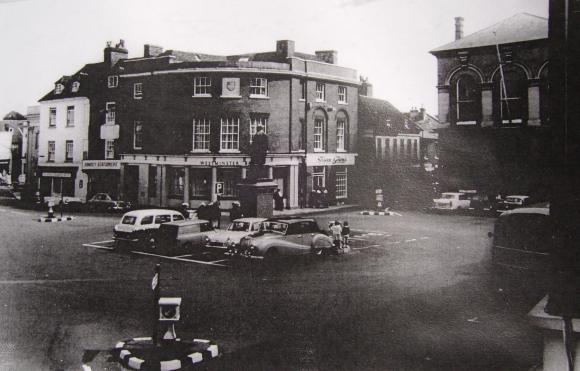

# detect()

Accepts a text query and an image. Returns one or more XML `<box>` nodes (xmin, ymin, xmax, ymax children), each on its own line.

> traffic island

<box><xmin>38</xmin><ymin>216</ymin><xmax>74</xmax><ymax>222</ymax></box>
<box><xmin>359</xmin><ymin>210</ymin><xmax>402</xmax><ymax>216</ymax></box>
<box><xmin>114</xmin><ymin>337</ymin><xmax>219</xmax><ymax>370</ymax></box>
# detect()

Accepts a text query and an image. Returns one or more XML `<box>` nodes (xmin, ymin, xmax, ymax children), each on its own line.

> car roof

<box><xmin>441</xmin><ymin>192</ymin><xmax>463</xmax><ymax>195</ymax></box>
<box><xmin>122</xmin><ymin>209</ymin><xmax>181</xmax><ymax>217</ymax></box>
<box><xmin>163</xmin><ymin>219</ymin><xmax>212</xmax><ymax>227</ymax></box>
<box><xmin>500</xmin><ymin>202</ymin><xmax>549</xmax><ymax>217</ymax></box>
<box><xmin>232</xmin><ymin>217</ymin><xmax>267</xmax><ymax>223</ymax></box>
<box><xmin>264</xmin><ymin>217</ymin><xmax>315</xmax><ymax>224</ymax></box>
<box><xmin>505</xmin><ymin>195</ymin><xmax>529</xmax><ymax>199</ymax></box>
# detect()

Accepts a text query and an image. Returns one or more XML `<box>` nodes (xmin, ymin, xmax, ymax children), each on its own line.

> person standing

<box><xmin>273</xmin><ymin>188</ymin><xmax>284</xmax><ymax>211</ymax></box>
<box><xmin>341</xmin><ymin>221</ymin><xmax>350</xmax><ymax>247</ymax></box>
<box><xmin>330</xmin><ymin>221</ymin><xmax>343</xmax><ymax>250</ymax></box>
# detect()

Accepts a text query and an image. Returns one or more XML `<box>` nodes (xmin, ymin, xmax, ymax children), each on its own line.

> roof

<box><xmin>38</xmin><ymin>62</ymin><xmax>105</xmax><ymax>102</ymax></box>
<box><xmin>431</xmin><ymin>13</ymin><xmax>548</xmax><ymax>53</ymax></box>
<box><xmin>2</xmin><ymin>111</ymin><xmax>26</xmax><ymax>121</ymax></box>
<box><xmin>233</xmin><ymin>217</ymin><xmax>268</xmax><ymax>223</ymax></box>
<box><xmin>121</xmin><ymin>209</ymin><xmax>182</xmax><ymax>217</ymax></box>
<box><xmin>358</xmin><ymin>95</ymin><xmax>406</xmax><ymax>135</ymax></box>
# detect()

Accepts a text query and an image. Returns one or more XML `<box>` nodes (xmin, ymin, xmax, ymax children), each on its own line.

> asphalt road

<box><xmin>0</xmin><ymin>202</ymin><xmax>547</xmax><ymax>370</ymax></box>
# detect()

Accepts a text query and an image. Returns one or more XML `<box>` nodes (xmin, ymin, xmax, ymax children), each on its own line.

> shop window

<box><xmin>47</xmin><ymin>141</ymin><xmax>55</xmax><ymax>162</ymax></box>
<box><xmin>65</xmin><ymin>140</ymin><xmax>74</xmax><ymax>162</ymax></box>
<box><xmin>168</xmin><ymin>167</ymin><xmax>185</xmax><ymax>198</ymax></box>
<box><xmin>105</xmin><ymin>102</ymin><xmax>116</xmax><ymax>125</ymax></box>
<box><xmin>454</xmin><ymin>75</ymin><xmax>480</xmax><ymax>124</ymax></box>
<box><xmin>249</xmin><ymin>78</ymin><xmax>268</xmax><ymax>98</ymax></box>
<box><xmin>312</xmin><ymin>166</ymin><xmax>325</xmax><ymax>188</ymax></box>
<box><xmin>249</xmin><ymin>116</ymin><xmax>268</xmax><ymax>144</ymax></box>
<box><xmin>104</xmin><ymin>140</ymin><xmax>115</xmax><ymax>159</ymax></box>
<box><xmin>193</xmin><ymin>77</ymin><xmax>211</xmax><ymax>96</ymax></box>
<box><xmin>190</xmin><ymin>169</ymin><xmax>211</xmax><ymax>197</ymax></box>
<box><xmin>66</xmin><ymin>106</ymin><xmax>75</xmax><ymax>127</ymax></box>
<box><xmin>134</xmin><ymin>121</ymin><xmax>143</xmax><ymax>150</ymax></box>
<box><xmin>148</xmin><ymin>165</ymin><xmax>157</xmax><ymax>198</ymax></box>
<box><xmin>218</xmin><ymin>169</ymin><xmax>240</xmax><ymax>197</ymax></box>
<box><xmin>316</xmin><ymin>82</ymin><xmax>325</xmax><ymax>102</ymax></box>
<box><xmin>336</xmin><ymin>167</ymin><xmax>348</xmax><ymax>199</ymax></box>
<box><xmin>49</xmin><ymin>108</ymin><xmax>56</xmax><ymax>127</ymax></box>
<box><xmin>314</xmin><ymin>117</ymin><xmax>326</xmax><ymax>152</ymax></box>
<box><xmin>192</xmin><ymin>118</ymin><xmax>211</xmax><ymax>151</ymax></box>
<box><xmin>220</xmin><ymin>117</ymin><xmax>239</xmax><ymax>152</ymax></box>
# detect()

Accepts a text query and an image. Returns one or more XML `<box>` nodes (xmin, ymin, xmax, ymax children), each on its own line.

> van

<box><xmin>113</xmin><ymin>209</ymin><xmax>185</xmax><ymax>249</ymax></box>
<box><xmin>154</xmin><ymin>219</ymin><xmax>217</xmax><ymax>253</ymax></box>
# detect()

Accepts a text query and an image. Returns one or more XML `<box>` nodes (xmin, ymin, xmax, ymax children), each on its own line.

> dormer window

<box><xmin>55</xmin><ymin>84</ymin><xmax>64</xmax><ymax>94</ymax></box>
<box><xmin>108</xmin><ymin>75</ymin><xmax>118</xmax><ymax>88</ymax></box>
<box><xmin>71</xmin><ymin>82</ymin><xmax>80</xmax><ymax>93</ymax></box>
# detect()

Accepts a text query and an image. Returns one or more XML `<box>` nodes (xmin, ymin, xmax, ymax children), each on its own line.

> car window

<box><xmin>141</xmin><ymin>215</ymin><xmax>153</xmax><ymax>225</ymax></box>
<box><xmin>302</xmin><ymin>221</ymin><xmax>320</xmax><ymax>233</ymax></box>
<box><xmin>442</xmin><ymin>194</ymin><xmax>455</xmax><ymax>199</ymax></box>
<box><xmin>200</xmin><ymin>222</ymin><xmax>214</xmax><ymax>232</ymax></box>
<box><xmin>251</xmin><ymin>222</ymin><xmax>261</xmax><ymax>231</ymax></box>
<box><xmin>459</xmin><ymin>195</ymin><xmax>469</xmax><ymax>200</ymax></box>
<box><xmin>173</xmin><ymin>214</ymin><xmax>184</xmax><ymax>221</ymax></box>
<box><xmin>230</xmin><ymin>221</ymin><xmax>250</xmax><ymax>231</ymax></box>
<box><xmin>122</xmin><ymin>216</ymin><xmax>137</xmax><ymax>225</ymax></box>
<box><xmin>262</xmin><ymin>221</ymin><xmax>288</xmax><ymax>234</ymax></box>
<box><xmin>155</xmin><ymin>215</ymin><xmax>172</xmax><ymax>224</ymax></box>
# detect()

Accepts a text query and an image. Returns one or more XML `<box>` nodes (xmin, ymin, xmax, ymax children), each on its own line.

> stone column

<box><xmin>389</xmin><ymin>138</ymin><xmax>394</xmax><ymax>159</ymax></box>
<box><xmin>528</xmin><ymin>78</ymin><xmax>541</xmax><ymax>126</ymax></box>
<box><xmin>119</xmin><ymin>164</ymin><xmax>125</xmax><ymax>200</ymax></box>
<box><xmin>289</xmin><ymin>165</ymin><xmax>298</xmax><ymax>208</ymax></box>
<box><xmin>437</xmin><ymin>85</ymin><xmax>451</xmax><ymax>124</ymax></box>
<box><xmin>268</xmin><ymin>167</ymin><xmax>274</xmax><ymax>179</ymax></box>
<box><xmin>160</xmin><ymin>165</ymin><xmax>168</xmax><ymax>207</ymax></box>
<box><xmin>241</xmin><ymin>167</ymin><xmax>247</xmax><ymax>179</ymax></box>
<box><xmin>183</xmin><ymin>167</ymin><xmax>190</xmax><ymax>205</ymax></box>
<box><xmin>210</xmin><ymin>167</ymin><xmax>217</xmax><ymax>202</ymax></box>
<box><xmin>481</xmin><ymin>82</ymin><xmax>494</xmax><ymax>127</ymax></box>
<box><xmin>416</xmin><ymin>138</ymin><xmax>421</xmax><ymax>160</ymax></box>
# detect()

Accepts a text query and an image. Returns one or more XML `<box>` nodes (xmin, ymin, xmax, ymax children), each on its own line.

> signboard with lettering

<box><xmin>215</xmin><ymin>182</ymin><xmax>224</xmax><ymax>195</ymax></box>
<box><xmin>42</xmin><ymin>172</ymin><xmax>72</xmax><ymax>178</ymax></box>
<box><xmin>221</xmin><ymin>78</ymin><xmax>240</xmax><ymax>98</ymax></box>
<box><xmin>305</xmin><ymin>153</ymin><xmax>356</xmax><ymax>167</ymax></box>
<box><xmin>82</xmin><ymin>160</ymin><xmax>121</xmax><ymax>170</ymax></box>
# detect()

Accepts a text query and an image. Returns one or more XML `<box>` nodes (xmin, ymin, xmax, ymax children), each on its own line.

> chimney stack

<box><xmin>315</xmin><ymin>50</ymin><xmax>338</xmax><ymax>65</ymax></box>
<box><xmin>144</xmin><ymin>44</ymin><xmax>164</xmax><ymax>58</ymax></box>
<box><xmin>276</xmin><ymin>40</ymin><xmax>295</xmax><ymax>59</ymax></box>
<box><xmin>104</xmin><ymin>39</ymin><xmax>128</xmax><ymax>66</ymax></box>
<box><xmin>455</xmin><ymin>17</ymin><xmax>464</xmax><ymax>40</ymax></box>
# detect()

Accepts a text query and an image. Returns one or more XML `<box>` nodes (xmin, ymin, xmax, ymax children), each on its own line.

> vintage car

<box><xmin>87</xmin><ymin>193</ymin><xmax>132</xmax><ymax>212</ymax></box>
<box><xmin>113</xmin><ymin>209</ymin><xmax>185</xmax><ymax>249</ymax></box>
<box><xmin>432</xmin><ymin>192</ymin><xmax>472</xmax><ymax>210</ymax></box>
<box><xmin>495</xmin><ymin>195</ymin><xmax>532</xmax><ymax>214</ymax></box>
<box><xmin>153</xmin><ymin>219</ymin><xmax>217</xmax><ymax>253</ymax></box>
<box><xmin>205</xmin><ymin>217</ymin><xmax>266</xmax><ymax>253</ymax></box>
<box><xmin>236</xmin><ymin>217</ymin><xmax>335</xmax><ymax>259</ymax></box>
<box><xmin>489</xmin><ymin>202</ymin><xmax>550</xmax><ymax>271</ymax></box>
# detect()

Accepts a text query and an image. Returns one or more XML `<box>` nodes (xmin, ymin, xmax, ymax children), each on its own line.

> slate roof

<box><xmin>2</xmin><ymin>111</ymin><xmax>27</xmax><ymax>121</ymax></box>
<box><xmin>38</xmin><ymin>63</ymin><xmax>104</xmax><ymax>102</ymax></box>
<box><xmin>358</xmin><ymin>95</ymin><xmax>405</xmax><ymax>135</ymax></box>
<box><xmin>431</xmin><ymin>13</ymin><xmax>548</xmax><ymax>53</ymax></box>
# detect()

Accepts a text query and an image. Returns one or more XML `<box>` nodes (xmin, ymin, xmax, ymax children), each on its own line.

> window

<box><xmin>192</xmin><ymin>118</ymin><xmax>211</xmax><ymax>151</ymax></box>
<box><xmin>55</xmin><ymin>84</ymin><xmax>64</xmax><ymax>94</ymax></box>
<box><xmin>249</xmin><ymin>116</ymin><xmax>268</xmax><ymax>144</ymax></box>
<box><xmin>168</xmin><ymin>167</ymin><xmax>185</xmax><ymax>198</ymax></box>
<box><xmin>312</xmin><ymin>166</ymin><xmax>325</xmax><ymax>188</ymax></box>
<box><xmin>104</xmin><ymin>139</ymin><xmax>115</xmax><ymax>159</ymax></box>
<box><xmin>105</xmin><ymin>102</ymin><xmax>116</xmax><ymax>125</ymax></box>
<box><xmin>47</xmin><ymin>141</ymin><xmax>55</xmax><ymax>162</ymax></box>
<box><xmin>316</xmin><ymin>82</ymin><xmax>325</xmax><ymax>102</ymax></box>
<box><xmin>108</xmin><ymin>76</ymin><xmax>118</xmax><ymax>88</ymax></box>
<box><xmin>218</xmin><ymin>169</ymin><xmax>241</xmax><ymax>197</ymax></box>
<box><xmin>65</xmin><ymin>140</ymin><xmax>74</xmax><ymax>162</ymax></box>
<box><xmin>148</xmin><ymin>165</ymin><xmax>157</xmax><ymax>198</ymax></box>
<box><xmin>193</xmin><ymin>77</ymin><xmax>211</xmax><ymax>96</ymax></box>
<box><xmin>155</xmin><ymin>215</ymin><xmax>172</xmax><ymax>224</ymax></box>
<box><xmin>49</xmin><ymin>107</ymin><xmax>57</xmax><ymax>127</ymax></box>
<box><xmin>249</xmin><ymin>78</ymin><xmax>268</xmax><ymax>97</ymax></box>
<box><xmin>495</xmin><ymin>68</ymin><xmax>527</xmax><ymax>125</ymax></box>
<box><xmin>455</xmin><ymin>75</ymin><xmax>480</xmax><ymax>124</ymax></box>
<box><xmin>134</xmin><ymin>83</ymin><xmax>143</xmax><ymax>99</ymax></box>
<box><xmin>66</xmin><ymin>106</ymin><xmax>75</xmax><ymax>127</ymax></box>
<box><xmin>71</xmin><ymin>81</ymin><xmax>80</xmax><ymax>93</ymax></box>
<box><xmin>190</xmin><ymin>169</ymin><xmax>211</xmax><ymax>197</ymax></box>
<box><xmin>338</xmin><ymin>86</ymin><xmax>347</xmax><ymax>104</ymax></box>
<box><xmin>336</xmin><ymin>116</ymin><xmax>347</xmax><ymax>151</ymax></box>
<box><xmin>314</xmin><ymin>117</ymin><xmax>325</xmax><ymax>151</ymax></box>
<box><xmin>336</xmin><ymin>167</ymin><xmax>348</xmax><ymax>199</ymax></box>
<box><xmin>133</xmin><ymin>121</ymin><xmax>143</xmax><ymax>149</ymax></box>
<box><xmin>220</xmin><ymin>117</ymin><xmax>239</xmax><ymax>152</ymax></box>
<box><xmin>300</xmin><ymin>80</ymin><xmax>306</xmax><ymax>100</ymax></box>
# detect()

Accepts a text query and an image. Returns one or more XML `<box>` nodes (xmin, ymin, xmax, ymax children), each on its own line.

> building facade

<box><xmin>38</xmin><ymin>40</ymin><xmax>360</xmax><ymax>208</ymax></box>
<box><xmin>430</xmin><ymin>14</ymin><xmax>550</xmax><ymax>197</ymax></box>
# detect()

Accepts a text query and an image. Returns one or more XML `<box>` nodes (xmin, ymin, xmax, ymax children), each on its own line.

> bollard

<box><xmin>47</xmin><ymin>201</ymin><xmax>54</xmax><ymax>219</ymax></box>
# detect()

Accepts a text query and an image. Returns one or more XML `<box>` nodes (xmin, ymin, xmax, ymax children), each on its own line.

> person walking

<box><xmin>341</xmin><ymin>221</ymin><xmax>350</xmax><ymax>247</ymax></box>
<box><xmin>330</xmin><ymin>221</ymin><xmax>343</xmax><ymax>251</ymax></box>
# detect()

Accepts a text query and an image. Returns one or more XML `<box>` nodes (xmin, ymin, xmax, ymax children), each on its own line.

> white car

<box><xmin>113</xmin><ymin>209</ymin><xmax>185</xmax><ymax>249</ymax></box>
<box><xmin>432</xmin><ymin>192</ymin><xmax>472</xmax><ymax>210</ymax></box>
<box><xmin>205</xmin><ymin>217</ymin><xmax>266</xmax><ymax>252</ymax></box>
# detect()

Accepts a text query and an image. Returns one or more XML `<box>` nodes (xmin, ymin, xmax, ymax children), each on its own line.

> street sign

<box><xmin>215</xmin><ymin>182</ymin><xmax>224</xmax><ymax>195</ymax></box>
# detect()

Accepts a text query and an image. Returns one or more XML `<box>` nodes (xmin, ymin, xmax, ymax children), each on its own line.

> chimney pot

<box><xmin>455</xmin><ymin>17</ymin><xmax>464</xmax><ymax>40</ymax></box>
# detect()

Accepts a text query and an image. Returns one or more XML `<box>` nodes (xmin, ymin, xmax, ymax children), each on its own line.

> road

<box><xmin>0</xmin><ymin>201</ymin><xmax>546</xmax><ymax>370</ymax></box>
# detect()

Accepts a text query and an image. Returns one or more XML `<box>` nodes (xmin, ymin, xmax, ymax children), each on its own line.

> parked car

<box><xmin>236</xmin><ymin>217</ymin><xmax>335</xmax><ymax>260</ymax></box>
<box><xmin>205</xmin><ymin>217</ymin><xmax>267</xmax><ymax>253</ymax></box>
<box><xmin>496</xmin><ymin>195</ymin><xmax>533</xmax><ymax>214</ymax></box>
<box><xmin>153</xmin><ymin>219</ymin><xmax>217</xmax><ymax>253</ymax></box>
<box><xmin>432</xmin><ymin>192</ymin><xmax>472</xmax><ymax>210</ymax></box>
<box><xmin>113</xmin><ymin>209</ymin><xmax>185</xmax><ymax>249</ymax></box>
<box><xmin>87</xmin><ymin>193</ymin><xmax>131</xmax><ymax>212</ymax></box>
<box><xmin>488</xmin><ymin>202</ymin><xmax>550</xmax><ymax>271</ymax></box>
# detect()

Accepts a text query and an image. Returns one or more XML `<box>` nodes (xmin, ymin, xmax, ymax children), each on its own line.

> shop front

<box><xmin>37</xmin><ymin>165</ymin><xmax>86</xmax><ymax>203</ymax></box>
<box><xmin>305</xmin><ymin>153</ymin><xmax>357</xmax><ymax>207</ymax></box>
<box><xmin>82</xmin><ymin>160</ymin><xmax>121</xmax><ymax>199</ymax></box>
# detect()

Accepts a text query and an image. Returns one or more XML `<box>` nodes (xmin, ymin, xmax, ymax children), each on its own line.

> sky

<box><xmin>0</xmin><ymin>0</ymin><xmax>548</xmax><ymax>118</ymax></box>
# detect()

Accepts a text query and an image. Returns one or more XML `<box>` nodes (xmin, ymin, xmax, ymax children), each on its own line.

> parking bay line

<box><xmin>82</xmin><ymin>243</ymin><xmax>114</xmax><ymax>250</ymax></box>
<box><xmin>130</xmin><ymin>251</ymin><xmax>229</xmax><ymax>267</ymax></box>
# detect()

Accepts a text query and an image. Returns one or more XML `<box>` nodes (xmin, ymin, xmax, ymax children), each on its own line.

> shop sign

<box><xmin>306</xmin><ymin>153</ymin><xmax>356</xmax><ymax>166</ymax></box>
<box><xmin>42</xmin><ymin>172</ymin><xmax>71</xmax><ymax>178</ymax></box>
<box><xmin>82</xmin><ymin>160</ymin><xmax>121</xmax><ymax>170</ymax></box>
<box><xmin>199</xmin><ymin>159</ymin><xmax>246</xmax><ymax>166</ymax></box>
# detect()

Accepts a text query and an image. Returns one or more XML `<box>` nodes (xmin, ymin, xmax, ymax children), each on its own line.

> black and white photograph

<box><xmin>1</xmin><ymin>0</ymin><xmax>579</xmax><ymax>370</ymax></box>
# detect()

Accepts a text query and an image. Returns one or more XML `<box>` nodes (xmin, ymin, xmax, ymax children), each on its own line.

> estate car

<box><xmin>113</xmin><ymin>209</ymin><xmax>185</xmax><ymax>249</ymax></box>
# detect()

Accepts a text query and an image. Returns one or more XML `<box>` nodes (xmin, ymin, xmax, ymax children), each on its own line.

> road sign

<box><xmin>215</xmin><ymin>182</ymin><xmax>224</xmax><ymax>195</ymax></box>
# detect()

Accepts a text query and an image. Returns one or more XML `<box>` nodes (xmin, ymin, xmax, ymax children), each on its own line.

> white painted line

<box><xmin>92</xmin><ymin>240</ymin><xmax>114</xmax><ymax>245</ymax></box>
<box><xmin>173</xmin><ymin>254</ymin><xmax>194</xmax><ymax>258</ymax></box>
<box><xmin>82</xmin><ymin>243</ymin><xmax>114</xmax><ymax>250</ymax></box>
<box><xmin>352</xmin><ymin>229</ymin><xmax>390</xmax><ymax>234</ymax></box>
<box><xmin>209</xmin><ymin>259</ymin><xmax>229</xmax><ymax>264</ymax></box>
<box><xmin>349</xmin><ymin>237</ymin><xmax>367</xmax><ymax>241</ymax></box>
<box><xmin>405</xmin><ymin>239</ymin><xmax>417</xmax><ymax>243</ymax></box>
<box><xmin>419</xmin><ymin>237</ymin><xmax>429</xmax><ymax>240</ymax></box>
<box><xmin>130</xmin><ymin>251</ymin><xmax>228</xmax><ymax>267</ymax></box>
<box><xmin>9</xmin><ymin>210</ymin><xmax>27</xmax><ymax>215</ymax></box>
<box><xmin>353</xmin><ymin>244</ymin><xmax>381</xmax><ymax>250</ymax></box>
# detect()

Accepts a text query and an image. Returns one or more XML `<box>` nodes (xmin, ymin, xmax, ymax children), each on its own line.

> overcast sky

<box><xmin>0</xmin><ymin>0</ymin><xmax>548</xmax><ymax>118</ymax></box>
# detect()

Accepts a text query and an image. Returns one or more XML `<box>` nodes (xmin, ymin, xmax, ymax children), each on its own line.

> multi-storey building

<box><xmin>430</xmin><ymin>14</ymin><xmax>550</xmax><ymax>197</ymax></box>
<box><xmin>38</xmin><ymin>40</ymin><xmax>360</xmax><ymax>208</ymax></box>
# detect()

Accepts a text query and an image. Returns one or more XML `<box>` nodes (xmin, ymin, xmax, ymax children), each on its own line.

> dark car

<box><xmin>495</xmin><ymin>195</ymin><xmax>533</xmax><ymax>214</ymax></box>
<box><xmin>87</xmin><ymin>193</ymin><xmax>131</xmax><ymax>212</ymax></box>
<box><xmin>489</xmin><ymin>202</ymin><xmax>550</xmax><ymax>271</ymax></box>
<box><xmin>236</xmin><ymin>217</ymin><xmax>334</xmax><ymax>260</ymax></box>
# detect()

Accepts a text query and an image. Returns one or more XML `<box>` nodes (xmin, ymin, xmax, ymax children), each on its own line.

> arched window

<box><xmin>336</xmin><ymin>111</ymin><xmax>349</xmax><ymax>152</ymax></box>
<box><xmin>494</xmin><ymin>67</ymin><xmax>528</xmax><ymax>125</ymax></box>
<box><xmin>453</xmin><ymin>74</ymin><xmax>481</xmax><ymax>124</ymax></box>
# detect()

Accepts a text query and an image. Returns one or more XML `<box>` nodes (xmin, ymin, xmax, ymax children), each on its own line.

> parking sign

<box><xmin>215</xmin><ymin>182</ymin><xmax>224</xmax><ymax>195</ymax></box>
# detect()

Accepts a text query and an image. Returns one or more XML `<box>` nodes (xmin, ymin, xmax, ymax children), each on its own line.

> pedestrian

<box><xmin>273</xmin><ymin>188</ymin><xmax>284</xmax><ymax>211</ymax></box>
<box><xmin>341</xmin><ymin>221</ymin><xmax>350</xmax><ymax>247</ymax></box>
<box><xmin>330</xmin><ymin>220</ymin><xmax>343</xmax><ymax>250</ymax></box>
<box><xmin>180</xmin><ymin>202</ymin><xmax>190</xmax><ymax>219</ymax></box>
<box><xmin>213</xmin><ymin>200</ymin><xmax>221</xmax><ymax>229</ymax></box>
<box><xmin>230</xmin><ymin>202</ymin><xmax>243</xmax><ymax>222</ymax></box>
